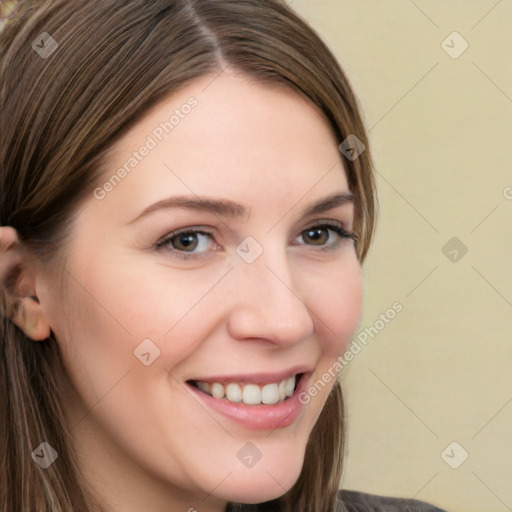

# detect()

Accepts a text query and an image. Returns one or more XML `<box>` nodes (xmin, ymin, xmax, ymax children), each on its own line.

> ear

<box><xmin>0</xmin><ymin>226</ymin><xmax>51</xmax><ymax>341</ymax></box>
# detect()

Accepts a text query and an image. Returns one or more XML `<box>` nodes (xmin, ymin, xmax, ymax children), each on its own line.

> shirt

<box><xmin>227</xmin><ymin>489</ymin><xmax>448</xmax><ymax>511</ymax></box>
<box><xmin>337</xmin><ymin>489</ymin><xmax>448</xmax><ymax>512</ymax></box>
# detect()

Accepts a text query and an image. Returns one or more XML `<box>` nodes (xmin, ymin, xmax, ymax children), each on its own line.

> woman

<box><xmin>0</xmin><ymin>1</ymin><xmax>447</xmax><ymax>511</ymax></box>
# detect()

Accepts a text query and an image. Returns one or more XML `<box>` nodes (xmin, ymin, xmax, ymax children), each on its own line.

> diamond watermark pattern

<box><xmin>237</xmin><ymin>442</ymin><xmax>262</xmax><ymax>468</ymax></box>
<box><xmin>441</xmin><ymin>441</ymin><xmax>469</xmax><ymax>469</ymax></box>
<box><xmin>442</xmin><ymin>237</ymin><xmax>468</xmax><ymax>263</ymax></box>
<box><xmin>441</xmin><ymin>31</ymin><xmax>468</xmax><ymax>59</ymax></box>
<box><xmin>32</xmin><ymin>32</ymin><xmax>59</xmax><ymax>59</ymax></box>
<box><xmin>134</xmin><ymin>338</ymin><xmax>161</xmax><ymax>366</ymax></box>
<box><xmin>32</xmin><ymin>442</ymin><xmax>58</xmax><ymax>469</ymax></box>
<box><xmin>338</xmin><ymin>134</ymin><xmax>365</xmax><ymax>161</ymax></box>
<box><xmin>236</xmin><ymin>236</ymin><xmax>263</xmax><ymax>264</ymax></box>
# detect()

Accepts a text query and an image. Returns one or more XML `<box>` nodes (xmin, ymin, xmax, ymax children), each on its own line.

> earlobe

<box><xmin>0</xmin><ymin>226</ymin><xmax>51</xmax><ymax>341</ymax></box>
<box><xmin>11</xmin><ymin>296</ymin><xmax>51</xmax><ymax>341</ymax></box>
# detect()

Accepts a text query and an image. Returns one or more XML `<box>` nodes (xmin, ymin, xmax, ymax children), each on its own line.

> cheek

<box><xmin>308</xmin><ymin>255</ymin><xmax>363</xmax><ymax>357</ymax></box>
<box><xmin>48</xmin><ymin>252</ymin><xmax>230</xmax><ymax>434</ymax></box>
<box><xmin>295</xmin><ymin>256</ymin><xmax>362</xmax><ymax>421</ymax></box>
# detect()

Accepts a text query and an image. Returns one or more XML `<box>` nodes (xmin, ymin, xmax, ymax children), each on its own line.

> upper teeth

<box><xmin>194</xmin><ymin>376</ymin><xmax>297</xmax><ymax>405</ymax></box>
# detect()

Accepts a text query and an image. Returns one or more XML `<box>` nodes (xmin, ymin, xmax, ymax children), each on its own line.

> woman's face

<box><xmin>38</xmin><ymin>71</ymin><xmax>363</xmax><ymax>511</ymax></box>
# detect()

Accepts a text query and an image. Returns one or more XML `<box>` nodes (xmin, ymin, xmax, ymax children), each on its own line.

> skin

<box><xmin>1</xmin><ymin>71</ymin><xmax>363</xmax><ymax>512</ymax></box>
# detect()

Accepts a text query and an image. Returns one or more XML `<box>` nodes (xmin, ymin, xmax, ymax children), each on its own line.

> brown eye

<box><xmin>302</xmin><ymin>227</ymin><xmax>330</xmax><ymax>245</ymax></box>
<box><xmin>171</xmin><ymin>232</ymin><xmax>200</xmax><ymax>252</ymax></box>
<box><xmin>295</xmin><ymin>222</ymin><xmax>356</xmax><ymax>249</ymax></box>
<box><xmin>155</xmin><ymin>229</ymin><xmax>215</xmax><ymax>258</ymax></box>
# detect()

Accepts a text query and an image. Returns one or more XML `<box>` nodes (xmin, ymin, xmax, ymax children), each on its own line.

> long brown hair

<box><xmin>0</xmin><ymin>1</ymin><xmax>377</xmax><ymax>511</ymax></box>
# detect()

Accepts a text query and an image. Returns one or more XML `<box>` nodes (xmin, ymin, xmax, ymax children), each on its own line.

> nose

<box><xmin>226</xmin><ymin>247</ymin><xmax>315</xmax><ymax>347</ymax></box>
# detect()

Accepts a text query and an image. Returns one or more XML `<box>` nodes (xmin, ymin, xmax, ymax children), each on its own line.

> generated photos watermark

<box><xmin>298</xmin><ymin>301</ymin><xmax>403</xmax><ymax>404</ymax></box>
<box><xmin>94</xmin><ymin>97</ymin><xmax>198</xmax><ymax>200</ymax></box>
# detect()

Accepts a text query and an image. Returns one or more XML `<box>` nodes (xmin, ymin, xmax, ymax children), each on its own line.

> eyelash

<box><xmin>154</xmin><ymin>220</ymin><xmax>358</xmax><ymax>261</ymax></box>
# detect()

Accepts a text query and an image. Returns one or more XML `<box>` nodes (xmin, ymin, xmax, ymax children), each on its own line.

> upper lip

<box><xmin>187</xmin><ymin>365</ymin><xmax>313</xmax><ymax>386</ymax></box>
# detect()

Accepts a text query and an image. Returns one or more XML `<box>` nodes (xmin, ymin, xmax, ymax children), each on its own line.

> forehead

<box><xmin>94</xmin><ymin>71</ymin><xmax>350</xmax><ymax>221</ymax></box>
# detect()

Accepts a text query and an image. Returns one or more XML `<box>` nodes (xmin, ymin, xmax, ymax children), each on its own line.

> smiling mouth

<box><xmin>187</xmin><ymin>373</ymin><xmax>303</xmax><ymax>406</ymax></box>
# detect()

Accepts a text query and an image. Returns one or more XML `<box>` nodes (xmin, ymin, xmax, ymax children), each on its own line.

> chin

<box><xmin>215</xmin><ymin>454</ymin><xmax>304</xmax><ymax>505</ymax></box>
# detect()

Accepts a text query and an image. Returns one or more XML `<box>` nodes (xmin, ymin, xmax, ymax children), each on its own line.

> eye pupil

<box><xmin>173</xmin><ymin>233</ymin><xmax>198</xmax><ymax>251</ymax></box>
<box><xmin>304</xmin><ymin>228</ymin><xmax>328</xmax><ymax>245</ymax></box>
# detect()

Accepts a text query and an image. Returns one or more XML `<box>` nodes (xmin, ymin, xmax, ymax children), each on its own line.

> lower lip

<box><xmin>187</xmin><ymin>373</ymin><xmax>311</xmax><ymax>431</ymax></box>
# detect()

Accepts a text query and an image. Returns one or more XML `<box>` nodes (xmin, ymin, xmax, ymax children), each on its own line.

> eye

<box><xmin>294</xmin><ymin>220</ymin><xmax>356</xmax><ymax>249</ymax></box>
<box><xmin>155</xmin><ymin>228</ymin><xmax>217</xmax><ymax>260</ymax></box>
<box><xmin>154</xmin><ymin>220</ymin><xmax>357</xmax><ymax>261</ymax></box>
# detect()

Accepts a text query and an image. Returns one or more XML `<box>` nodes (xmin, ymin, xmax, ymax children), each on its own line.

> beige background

<box><xmin>291</xmin><ymin>1</ymin><xmax>512</xmax><ymax>511</ymax></box>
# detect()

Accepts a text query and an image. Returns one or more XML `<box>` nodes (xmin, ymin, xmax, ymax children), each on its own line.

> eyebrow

<box><xmin>128</xmin><ymin>191</ymin><xmax>354</xmax><ymax>225</ymax></box>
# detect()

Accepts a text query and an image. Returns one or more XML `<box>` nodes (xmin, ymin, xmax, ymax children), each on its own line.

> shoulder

<box><xmin>336</xmin><ymin>489</ymin><xmax>448</xmax><ymax>512</ymax></box>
